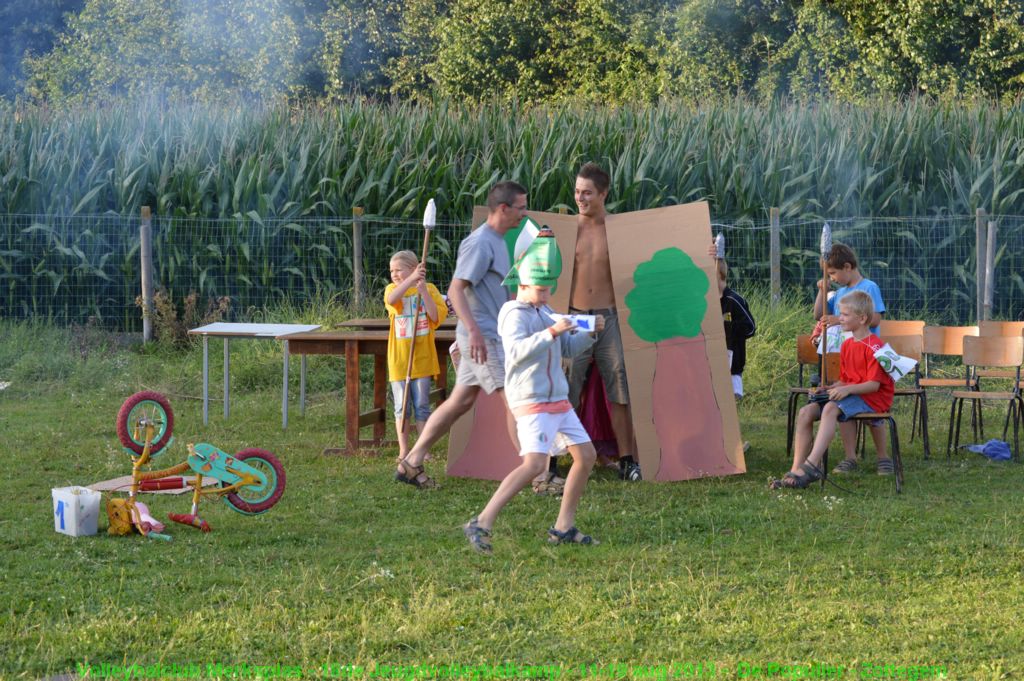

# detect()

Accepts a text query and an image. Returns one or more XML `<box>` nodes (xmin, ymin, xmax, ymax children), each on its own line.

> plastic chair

<box><xmin>976</xmin><ymin>321</ymin><xmax>1024</xmax><ymax>381</ymax></box>
<box><xmin>979</xmin><ymin>321</ymin><xmax>1024</xmax><ymax>337</ymax></box>
<box><xmin>825</xmin><ymin>411</ymin><xmax>904</xmax><ymax>494</ymax></box>
<box><xmin>879</xmin><ymin>319</ymin><xmax>926</xmax><ymax>338</ymax></box>
<box><xmin>877</xmin><ymin>333</ymin><xmax>929</xmax><ymax>459</ymax></box>
<box><xmin>946</xmin><ymin>335</ymin><xmax>1024</xmax><ymax>459</ymax></box>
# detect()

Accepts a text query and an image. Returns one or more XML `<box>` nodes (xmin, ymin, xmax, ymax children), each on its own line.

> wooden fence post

<box><xmin>352</xmin><ymin>207</ymin><xmax>364</xmax><ymax>308</ymax></box>
<box><xmin>984</xmin><ymin>220</ymin><xmax>997</xmax><ymax>321</ymax></box>
<box><xmin>976</xmin><ymin>207</ymin><xmax>987</xmax><ymax>323</ymax></box>
<box><xmin>140</xmin><ymin>206</ymin><xmax>154</xmax><ymax>342</ymax></box>
<box><xmin>769</xmin><ymin>207</ymin><xmax>781</xmax><ymax>305</ymax></box>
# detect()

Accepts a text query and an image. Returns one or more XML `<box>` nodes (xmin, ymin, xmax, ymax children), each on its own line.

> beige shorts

<box><xmin>454</xmin><ymin>337</ymin><xmax>505</xmax><ymax>394</ymax></box>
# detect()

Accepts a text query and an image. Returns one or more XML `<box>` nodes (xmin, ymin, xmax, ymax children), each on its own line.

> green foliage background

<box><xmin>3</xmin><ymin>0</ymin><xmax>1023</xmax><ymax>104</ymax></box>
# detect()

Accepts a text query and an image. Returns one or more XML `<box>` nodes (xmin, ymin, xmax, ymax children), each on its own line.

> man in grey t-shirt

<box><xmin>395</xmin><ymin>181</ymin><xmax>527</xmax><ymax>489</ymax></box>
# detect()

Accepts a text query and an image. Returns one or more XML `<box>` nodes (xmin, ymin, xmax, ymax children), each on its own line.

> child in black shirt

<box><xmin>717</xmin><ymin>258</ymin><xmax>756</xmax><ymax>399</ymax></box>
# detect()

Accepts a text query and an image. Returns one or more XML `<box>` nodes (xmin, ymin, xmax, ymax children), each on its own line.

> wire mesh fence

<box><xmin>715</xmin><ymin>214</ymin><xmax>1024</xmax><ymax>322</ymax></box>
<box><xmin>3</xmin><ymin>210</ymin><xmax>1024</xmax><ymax>331</ymax></box>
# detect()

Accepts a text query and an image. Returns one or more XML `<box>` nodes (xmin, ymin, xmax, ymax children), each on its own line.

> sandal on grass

<box><xmin>767</xmin><ymin>471</ymin><xmax>797</xmax><ymax>490</ymax></box>
<box><xmin>547</xmin><ymin>526</ymin><xmax>598</xmax><ymax>546</ymax></box>
<box><xmin>395</xmin><ymin>459</ymin><xmax>439</xmax><ymax>489</ymax></box>
<box><xmin>876</xmin><ymin>458</ymin><xmax>895</xmax><ymax>476</ymax></box>
<box><xmin>463</xmin><ymin>516</ymin><xmax>492</xmax><ymax>554</ymax></box>
<box><xmin>770</xmin><ymin>461</ymin><xmax>824</xmax><ymax>490</ymax></box>
<box><xmin>832</xmin><ymin>458</ymin><xmax>859</xmax><ymax>474</ymax></box>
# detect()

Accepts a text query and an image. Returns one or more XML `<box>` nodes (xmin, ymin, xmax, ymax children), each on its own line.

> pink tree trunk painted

<box><xmin>651</xmin><ymin>334</ymin><xmax>744</xmax><ymax>481</ymax></box>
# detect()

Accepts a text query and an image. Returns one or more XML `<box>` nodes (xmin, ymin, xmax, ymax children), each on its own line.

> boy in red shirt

<box><xmin>770</xmin><ymin>290</ymin><xmax>895</xmax><ymax>489</ymax></box>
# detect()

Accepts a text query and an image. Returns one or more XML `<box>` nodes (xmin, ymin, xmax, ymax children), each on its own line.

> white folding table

<box><xmin>188</xmin><ymin>322</ymin><xmax>321</xmax><ymax>427</ymax></box>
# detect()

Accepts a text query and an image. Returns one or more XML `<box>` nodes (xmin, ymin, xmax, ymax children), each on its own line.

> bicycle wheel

<box><xmin>224</xmin><ymin>448</ymin><xmax>286</xmax><ymax>515</ymax></box>
<box><xmin>116</xmin><ymin>391</ymin><xmax>174</xmax><ymax>457</ymax></box>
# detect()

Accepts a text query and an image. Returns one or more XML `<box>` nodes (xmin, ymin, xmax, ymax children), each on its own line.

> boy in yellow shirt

<box><xmin>384</xmin><ymin>250</ymin><xmax>447</xmax><ymax>461</ymax></box>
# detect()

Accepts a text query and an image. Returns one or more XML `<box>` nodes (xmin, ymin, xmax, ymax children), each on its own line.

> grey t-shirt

<box><xmin>452</xmin><ymin>222</ymin><xmax>511</xmax><ymax>341</ymax></box>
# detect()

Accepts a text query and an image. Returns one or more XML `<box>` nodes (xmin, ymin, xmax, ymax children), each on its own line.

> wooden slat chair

<box><xmin>879</xmin><ymin>319</ymin><xmax>926</xmax><ymax>338</ymax></box>
<box><xmin>921</xmin><ymin>325</ymin><xmax>979</xmax><ymax>388</ymax></box>
<box><xmin>946</xmin><ymin>335</ymin><xmax>1024</xmax><ymax>459</ymax></box>
<box><xmin>786</xmin><ymin>334</ymin><xmax>840</xmax><ymax>454</ymax></box>
<box><xmin>875</xmin><ymin>321</ymin><xmax>928</xmax><ymax>451</ymax></box>
<box><xmin>921</xmin><ymin>325</ymin><xmax>979</xmax><ymax>433</ymax></box>
<box><xmin>976</xmin><ymin>321</ymin><xmax>1024</xmax><ymax>382</ymax></box>
<box><xmin>979</xmin><ymin>321</ymin><xmax>1024</xmax><ymax>337</ymax></box>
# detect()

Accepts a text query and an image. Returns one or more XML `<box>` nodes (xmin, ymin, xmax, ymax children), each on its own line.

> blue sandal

<box><xmin>547</xmin><ymin>526</ymin><xmax>598</xmax><ymax>545</ymax></box>
<box><xmin>769</xmin><ymin>462</ymin><xmax>823</xmax><ymax>490</ymax></box>
<box><xmin>463</xmin><ymin>516</ymin><xmax>492</xmax><ymax>554</ymax></box>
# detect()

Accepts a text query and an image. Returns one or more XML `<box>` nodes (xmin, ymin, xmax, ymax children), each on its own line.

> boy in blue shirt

<box><xmin>814</xmin><ymin>243</ymin><xmax>885</xmax><ymax>336</ymax></box>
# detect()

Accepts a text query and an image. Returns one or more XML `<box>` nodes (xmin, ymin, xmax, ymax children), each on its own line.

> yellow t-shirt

<box><xmin>384</xmin><ymin>282</ymin><xmax>448</xmax><ymax>382</ymax></box>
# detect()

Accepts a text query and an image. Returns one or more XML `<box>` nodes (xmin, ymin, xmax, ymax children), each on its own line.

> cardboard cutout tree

<box><xmin>446</xmin><ymin>201</ymin><xmax>745</xmax><ymax>481</ymax></box>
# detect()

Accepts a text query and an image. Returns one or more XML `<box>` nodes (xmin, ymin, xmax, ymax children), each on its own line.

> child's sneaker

<box><xmin>832</xmin><ymin>459</ymin><xmax>858</xmax><ymax>474</ymax></box>
<box><xmin>876</xmin><ymin>458</ymin><xmax>895</xmax><ymax>476</ymax></box>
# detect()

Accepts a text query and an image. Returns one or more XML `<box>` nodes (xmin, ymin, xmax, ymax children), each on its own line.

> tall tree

<box><xmin>0</xmin><ymin>0</ymin><xmax>84</xmax><ymax>99</ymax></box>
<box><xmin>24</xmin><ymin>0</ymin><xmax>304</xmax><ymax>102</ymax></box>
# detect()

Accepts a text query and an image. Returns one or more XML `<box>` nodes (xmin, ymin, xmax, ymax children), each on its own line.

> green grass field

<box><xmin>1</xmin><ymin>296</ymin><xmax>1022</xmax><ymax>680</ymax></box>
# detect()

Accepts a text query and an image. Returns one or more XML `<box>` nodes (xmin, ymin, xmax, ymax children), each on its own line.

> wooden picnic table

<box><xmin>277</xmin><ymin>328</ymin><xmax>457</xmax><ymax>454</ymax></box>
<box><xmin>336</xmin><ymin>317</ymin><xmax>457</xmax><ymax>331</ymax></box>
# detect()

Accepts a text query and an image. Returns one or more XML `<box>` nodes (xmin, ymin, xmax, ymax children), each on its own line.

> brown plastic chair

<box><xmin>786</xmin><ymin>334</ymin><xmax>840</xmax><ymax>454</ymax></box>
<box><xmin>842</xmin><ymin>333</ymin><xmax>919</xmax><ymax>489</ymax></box>
<box><xmin>921</xmin><ymin>325</ymin><xmax>979</xmax><ymax>386</ymax></box>
<box><xmin>979</xmin><ymin>321</ymin><xmax>1024</xmax><ymax>337</ymax></box>
<box><xmin>976</xmin><ymin>321</ymin><xmax>1024</xmax><ymax>380</ymax></box>
<box><xmin>878</xmin><ymin>333</ymin><xmax>929</xmax><ymax>459</ymax></box>
<box><xmin>824</xmin><ymin>410</ymin><xmax>904</xmax><ymax>494</ymax></box>
<box><xmin>879</xmin><ymin>319</ymin><xmax>926</xmax><ymax>338</ymax></box>
<box><xmin>946</xmin><ymin>335</ymin><xmax>1024</xmax><ymax>458</ymax></box>
<box><xmin>922</xmin><ymin>325</ymin><xmax>980</xmax><ymax>443</ymax></box>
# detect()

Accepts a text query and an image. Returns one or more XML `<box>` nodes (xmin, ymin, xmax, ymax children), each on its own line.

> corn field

<box><xmin>3</xmin><ymin>98</ymin><xmax>1024</xmax><ymax>219</ymax></box>
<box><xmin>2</xmin><ymin>97</ymin><xmax>1024</xmax><ymax>328</ymax></box>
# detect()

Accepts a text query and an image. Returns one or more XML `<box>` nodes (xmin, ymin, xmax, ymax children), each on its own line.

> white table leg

<box><xmin>202</xmin><ymin>336</ymin><xmax>209</xmax><ymax>425</ymax></box>
<box><xmin>223</xmin><ymin>338</ymin><xmax>230</xmax><ymax>420</ymax></box>
<box><xmin>282</xmin><ymin>340</ymin><xmax>290</xmax><ymax>429</ymax></box>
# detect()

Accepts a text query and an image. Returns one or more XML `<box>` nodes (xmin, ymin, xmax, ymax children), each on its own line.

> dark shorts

<box><xmin>567</xmin><ymin>308</ymin><xmax>629</xmax><ymax>405</ymax></box>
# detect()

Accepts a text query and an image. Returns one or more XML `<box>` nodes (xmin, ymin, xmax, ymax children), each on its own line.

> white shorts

<box><xmin>515</xmin><ymin>410</ymin><xmax>591</xmax><ymax>457</ymax></box>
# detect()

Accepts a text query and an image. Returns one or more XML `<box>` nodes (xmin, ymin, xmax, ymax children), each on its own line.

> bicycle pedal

<box><xmin>168</xmin><ymin>512</ymin><xmax>212</xmax><ymax>533</ymax></box>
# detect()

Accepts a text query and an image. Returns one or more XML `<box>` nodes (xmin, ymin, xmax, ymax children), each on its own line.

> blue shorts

<box><xmin>390</xmin><ymin>377</ymin><xmax>432</xmax><ymax>422</ymax></box>
<box><xmin>835</xmin><ymin>394</ymin><xmax>874</xmax><ymax>422</ymax></box>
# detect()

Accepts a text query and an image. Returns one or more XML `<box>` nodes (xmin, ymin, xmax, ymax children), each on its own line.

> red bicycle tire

<box><xmin>224</xmin><ymin>448</ymin><xmax>286</xmax><ymax>514</ymax></box>
<box><xmin>116</xmin><ymin>391</ymin><xmax>174</xmax><ymax>457</ymax></box>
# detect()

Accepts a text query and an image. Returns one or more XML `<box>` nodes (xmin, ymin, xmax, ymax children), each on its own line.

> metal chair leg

<box><xmin>820</xmin><ymin>448</ymin><xmax>829</xmax><ymax>490</ymax></box>
<box><xmin>787</xmin><ymin>393</ymin><xmax>798</xmax><ymax>455</ymax></box>
<box><xmin>910</xmin><ymin>394</ymin><xmax>920</xmax><ymax>443</ymax></box>
<box><xmin>947</xmin><ymin>397</ymin><xmax>963</xmax><ymax>460</ymax></box>
<box><xmin>889</xmin><ymin>416</ymin><xmax>902</xmax><ymax>494</ymax></box>
<box><xmin>920</xmin><ymin>392</ymin><xmax>931</xmax><ymax>459</ymax></box>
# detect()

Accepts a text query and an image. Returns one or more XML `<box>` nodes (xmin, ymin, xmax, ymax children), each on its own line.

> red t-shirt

<box><xmin>839</xmin><ymin>334</ymin><xmax>894</xmax><ymax>413</ymax></box>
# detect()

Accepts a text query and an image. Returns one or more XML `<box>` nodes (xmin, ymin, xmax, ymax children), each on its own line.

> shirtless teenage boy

<box><xmin>566</xmin><ymin>162</ymin><xmax>640</xmax><ymax>481</ymax></box>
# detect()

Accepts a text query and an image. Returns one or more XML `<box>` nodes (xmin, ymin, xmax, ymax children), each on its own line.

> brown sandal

<box><xmin>395</xmin><ymin>459</ymin><xmax>439</xmax><ymax>489</ymax></box>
